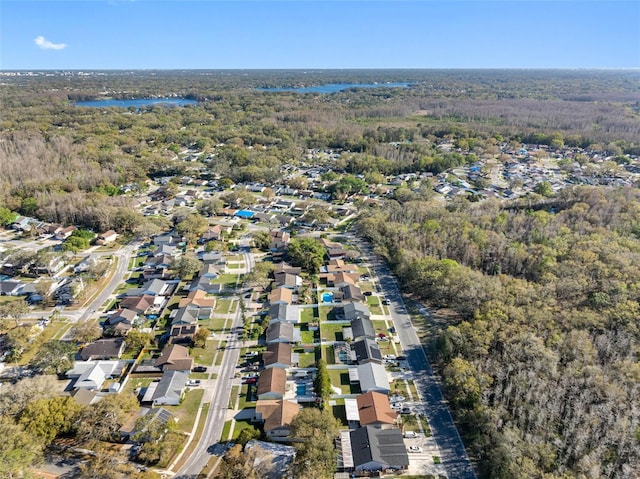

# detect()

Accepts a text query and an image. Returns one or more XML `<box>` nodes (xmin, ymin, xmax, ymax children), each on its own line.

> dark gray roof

<box><xmin>350</xmin><ymin>426</ymin><xmax>409</xmax><ymax>469</ymax></box>
<box><xmin>343</xmin><ymin>301</ymin><xmax>371</xmax><ymax>321</ymax></box>
<box><xmin>352</xmin><ymin>338</ymin><xmax>382</xmax><ymax>364</ymax></box>
<box><xmin>350</xmin><ymin>317</ymin><xmax>376</xmax><ymax>340</ymax></box>
<box><xmin>266</xmin><ymin>322</ymin><xmax>294</xmax><ymax>342</ymax></box>
<box><xmin>79</xmin><ymin>338</ymin><xmax>125</xmax><ymax>361</ymax></box>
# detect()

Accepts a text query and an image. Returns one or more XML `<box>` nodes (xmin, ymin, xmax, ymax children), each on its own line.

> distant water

<box><xmin>258</xmin><ymin>83</ymin><xmax>411</xmax><ymax>93</ymax></box>
<box><xmin>74</xmin><ymin>98</ymin><xmax>198</xmax><ymax>108</ymax></box>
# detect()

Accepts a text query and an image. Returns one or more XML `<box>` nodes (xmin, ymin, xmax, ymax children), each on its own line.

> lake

<box><xmin>74</xmin><ymin>98</ymin><xmax>198</xmax><ymax>108</ymax></box>
<box><xmin>258</xmin><ymin>82</ymin><xmax>411</xmax><ymax>93</ymax></box>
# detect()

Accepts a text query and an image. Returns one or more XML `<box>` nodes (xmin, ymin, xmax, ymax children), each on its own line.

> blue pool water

<box><xmin>296</xmin><ymin>384</ymin><xmax>307</xmax><ymax>395</ymax></box>
<box><xmin>235</xmin><ymin>209</ymin><xmax>255</xmax><ymax>219</ymax></box>
<box><xmin>322</xmin><ymin>292</ymin><xmax>334</xmax><ymax>303</ymax></box>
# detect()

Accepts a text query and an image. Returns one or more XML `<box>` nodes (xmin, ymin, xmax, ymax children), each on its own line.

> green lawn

<box><xmin>327</xmin><ymin>369</ymin><xmax>352</xmax><ymax>395</ymax></box>
<box><xmin>359</xmin><ymin>281</ymin><xmax>375</xmax><ymax>293</ymax></box>
<box><xmin>300</xmin><ymin>330</ymin><xmax>316</xmax><ymax>344</ymax></box>
<box><xmin>230</xmin><ymin>419</ymin><xmax>256</xmax><ymax>440</ymax></box>
<box><xmin>201</xmin><ymin>316</ymin><xmax>228</xmax><ymax>332</ymax></box>
<box><xmin>299</xmin><ymin>306</ymin><xmax>317</xmax><ymax>323</ymax></box>
<box><xmin>214</xmin><ymin>298</ymin><xmax>234</xmax><ymax>314</ymax></box>
<box><xmin>210</xmin><ymin>273</ymin><xmax>239</xmax><ymax>287</ymax></box>
<box><xmin>226</xmin><ymin>263</ymin><xmax>242</xmax><ymax>270</ymax></box>
<box><xmin>165</xmin><ymin>388</ymin><xmax>205</xmax><ymax>433</ymax></box>
<box><xmin>190</xmin><ymin>339</ymin><xmax>218</xmax><ymax>366</ymax></box>
<box><xmin>319</xmin><ymin>322</ymin><xmax>345</xmax><ymax>342</ymax></box>
<box><xmin>372</xmin><ymin>320</ymin><xmax>388</xmax><ymax>333</ymax></box>
<box><xmin>318</xmin><ymin>306</ymin><xmax>332</xmax><ymax>321</ymax></box>
<box><xmin>297</xmin><ymin>351</ymin><xmax>316</xmax><ymax>368</ymax></box>
<box><xmin>322</xmin><ymin>345</ymin><xmax>335</xmax><ymax>365</ymax></box>
<box><xmin>238</xmin><ymin>384</ymin><xmax>257</xmax><ymax>409</ymax></box>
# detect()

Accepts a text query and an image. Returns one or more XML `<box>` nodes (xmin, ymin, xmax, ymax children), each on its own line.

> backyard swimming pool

<box><xmin>322</xmin><ymin>292</ymin><xmax>334</xmax><ymax>303</ymax></box>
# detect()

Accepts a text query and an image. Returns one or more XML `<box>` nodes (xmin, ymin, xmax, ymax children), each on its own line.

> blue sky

<box><xmin>1</xmin><ymin>1</ymin><xmax>639</xmax><ymax>69</ymax></box>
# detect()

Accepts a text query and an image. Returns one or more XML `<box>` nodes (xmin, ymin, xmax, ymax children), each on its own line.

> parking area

<box><xmin>404</xmin><ymin>432</ymin><xmax>448</xmax><ymax>477</ymax></box>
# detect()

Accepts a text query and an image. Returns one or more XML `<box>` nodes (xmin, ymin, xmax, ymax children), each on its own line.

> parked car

<box><xmin>403</xmin><ymin>431</ymin><xmax>418</xmax><ymax>438</ymax></box>
<box><xmin>192</xmin><ymin>366</ymin><xmax>207</xmax><ymax>372</ymax></box>
<box><xmin>187</xmin><ymin>379</ymin><xmax>201</xmax><ymax>386</ymax></box>
<box><xmin>400</xmin><ymin>407</ymin><xmax>412</xmax><ymax>415</ymax></box>
<box><xmin>363</xmin><ymin>291</ymin><xmax>373</xmax><ymax>296</ymax></box>
<box><xmin>391</xmin><ymin>402</ymin><xmax>403</xmax><ymax>410</ymax></box>
<box><xmin>408</xmin><ymin>446</ymin><xmax>423</xmax><ymax>453</ymax></box>
<box><xmin>389</xmin><ymin>395</ymin><xmax>405</xmax><ymax>403</ymax></box>
<box><xmin>382</xmin><ymin>299</ymin><xmax>391</xmax><ymax>305</ymax></box>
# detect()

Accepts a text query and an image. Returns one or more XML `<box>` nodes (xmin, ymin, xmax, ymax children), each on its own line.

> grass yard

<box><xmin>297</xmin><ymin>351</ymin><xmax>316</xmax><ymax>368</ymax></box>
<box><xmin>238</xmin><ymin>384</ymin><xmax>257</xmax><ymax>409</ymax></box>
<box><xmin>225</xmin><ymin>263</ymin><xmax>242</xmax><ymax>270</ymax></box>
<box><xmin>300</xmin><ymin>329</ymin><xmax>316</xmax><ymax>344</ymax></box>
<box><xmin>202</xmin><ymin>316</ymin><xmax>228</xmax><ymax>332</ymax></box>
<box><xmin>322</xmin><ymin>345</ymin><xmax>335</xmax><ymax>364</ymax></box>
<box><xmin>318</xmin><ymin>306</ymin><xmax>331</xmax><ymax>322</ymax></box>
<box><xmin>165</xmin><ymin>388</ymin><xmax>205</xmax><ymax>433</ymax></box>
<box><xmin>210</xmin><ymin>273</ymin><xmax>239</xmax><ymax>287</ymax></box>
<box><xmin>190</xmin><ymin>339</ymin><xmax>217</xmax><ymax>366</ymax></box>
<box><xmin>327</xmin><ymin>369</ymin><xmax>352</xmax><ymax>395</ymax></box>
<box><xmin>214</xmin><ymin>298</ymin><xmax>235</xmax><ymax>314</ymax></box>
<box><xmin>359</xmin><ymin>281</ymin><xmax>374</xmax><ymax>293</ymax></box>
<box><xmin>230</xmin><ymin>419</ymin><xmax>256</xmax><ymax>440</ymax></box>
<box><xmin>372</xmin><ymin>320</ymin><xmax>388</xmax><ymax>333</ymax></box>
<box><xmin>320</xmin><ymin>321</ymin><xmax>345</xmax><ymax>342</ymax></box>
<box><xmin>299</xmin><ymin>306</ymin><xmax>317</xmax><ymax>323</ymax></box>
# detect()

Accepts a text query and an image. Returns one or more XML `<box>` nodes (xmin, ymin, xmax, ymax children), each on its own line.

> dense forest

<box><xmin>356</xmin><ymin>187</ymin><xmax>640</xmax><ymax>478</ymax></box>
<box><xmin>2</xmin><ymin>70</ymin><xmax>640</xmax><ymax>478</ymax></box>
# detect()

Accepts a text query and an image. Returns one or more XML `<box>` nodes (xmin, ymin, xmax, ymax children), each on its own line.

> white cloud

<box><xmin>34</xmin><ymin>36</ymin><xmax>67</xmax><ymax>51</ymax></box>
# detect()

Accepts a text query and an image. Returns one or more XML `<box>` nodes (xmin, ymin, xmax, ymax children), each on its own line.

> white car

<box><xmin>391</xmin><ymin>402</ymin><xmax>403</xmax><ymax>410</ymax></box>
<box><xmin>389</xmin><ymin>395</ymin><xmax>405</xmax><ymax>403</ymax></box>
<box><xmin>403</xmin><ymin>431</ymin><xmax>418</xmax><ymax>438</ymax></box>
<box><xmin>408</xmin><ymin>446</ymin><xmax>423</xmax><ymax>453</ymax></box>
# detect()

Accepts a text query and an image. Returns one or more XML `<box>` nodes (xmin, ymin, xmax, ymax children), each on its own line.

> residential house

<box><xmin>275</xmin><ymin>215</ymin><xmax>295</xmax><ymax>227</ymax></box>
<box><xmin>199</xmin><ymin>225</ymin><xmax>224</xmax><ymax>243</ymax></box>
<box><xmin>350</xmin><ymin>426</ymin><xmax>409</xmax><ymax>472</ymax></box>
<box><xmin>244</xmin><ymin>440</ymin><xmax>296</xmax><ymax>479</ymax></box>
<box><xmin>11</xmin><ymin>216</ymin><xmax>33</xmax><ymax>231</ymax></box>
<box><xmin>272</xmin><ymin>262</ymin><xmax>302</xmax><ymax>276</ymax></box>
<box><xmin>340</xmin><ymin>284</ymin><xmax>365</xmax><ymax>303</ymax></box>
<box><xmin>356</xmin><ymin>363</ymin><xmax>391</xmax><ymax>394</ymax></box>
<box><xmin>257</xmin><ymin>367</ymin><xmax>287</xmax><ymax>400</ymax></box>
<box><xmin>123</xmin><ymin>407</ymin><xmax>177</xmax><ymax>441</ymax></box>
<box><xmin>262</xmin><ymin>343</ymin><xmax>294</xmax><ymax>369</ymax></box>
<box><xmin>200</xmin><ymin>263</ymin><xmax>221</xmax><ymax>279</ymax></box>
<box><xmin>66</xmin><ymin>360</ymin><xmax>124</xmax><ymax>391</ymax></box>
<box><xmin>96</xmin><ymin>230</ymin><xmax>118</xmax><ymax>245</ymax></box>
<box><xmin>0</xmin><ymin>280</ymin><xmax>23</xmax><ymax>296</ymax></box>
<box><xmin>268</xmin><ymin>287</ymin><xmax>293</xmax><ymax>305</ymax></box>
<box><xmin>119</xmin><ymin>295</ymin><xmax>154</xmax><ymax>315</ymax></box>
<box><xmin>149</xmin><ymin>370</ymin><xmax>189</xmax><ymax>406</ymax></box>
<box><xmin>152</xmin><ymin>231</ymin><xmax>181</xmax><ymax>246</ymax></box>
<box><xmin>103</xmin><ymin>308</ymin><xmax>137</xmax><ymax>336</ymax></box>
<box><xmin>322</xmin><ymin>259</ymin><xmax>359</xmax><ymax>274</ymax></box>
<box><xmin>352</xmin><ymin>338</ymin><xmax>383</xmax><ymax>365</ymax></box>
<box><xmin>178</xmin><ymin>289</ymin><xmax>216</xmax><ymax>310</ymax></box>
<box><xmin>265</xmin><ymin>322</ymin><xmax>300</xmax><ymax>344</ymax></box>
<box><xmin>55</xmin><ymin>226</ymin><xmax>77</xmax><ymax>240</ymax></box>
<box><xmin>327</xmin><ymin>272</ymin><xmax>359</xmax><ymax>288</ymax></box>
<box><xmin>253</xmin><ymin>399</ymin><xmax>300</xmax><ymax>441</ymax></box>
<box><xmin>356</xmin><ymin>392</ymin><xmax>398</xmax><ymax>428</ymax></box>
<box><xmin>188</xmin><ymin>275</ymin><xmax>224</xmax><ymax>295</ymax></box>
<box><xmin>199</xmin><ymin>251</ymin><xmax>226</xmax><ymax>266</ymax></box>
<box><xmin>269</xmin><ymin>230</ymin><xmax>290</xmax><ymax>252</ymax></box>
<box><xmin>169</xmin><ymin>305</ymin><xmax>200</xmax><ymax>344</ymax></box>
<box><xmin>267</xmin><ymin>303</ymin><xmax>299</xmax><ymax>324</ymax></box>
<box><xmin>154</xmin><ymin>344</ymin><xmax>193</xmax><ymax>372</ymax></box>
<box><xmin>273</xmin><ymin>272</ymin><xmax>302</xmax><ymax>291</ymax></box>
<box><xmin>343</xmin><ymin>302</ymin><xmax>371</xmax><ymax>322</ymax></box>
<box><xmin>79</xmin><ymin>338</ymin><xmax>126</xmax><ymax>361</ymax></box>
<box><xmin>350</xmin><ymin>317</ymin><xmax>376</xmax><ymax>341</ymax></box>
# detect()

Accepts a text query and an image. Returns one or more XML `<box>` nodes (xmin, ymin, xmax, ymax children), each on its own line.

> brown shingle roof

<box><xmin>263</xmin><ymin>343</ymin><xmax>292</xmax><ymax>368</ymax></box>
<box><xmin>269</xmin><ymin>287</ymin><xmax>293</xmax><ymax>304</ymax></box>
<box><xmin>356</xmin><ymin>391</ymin><xmax>398</xmax><ymax>426</ymax></box>
<box><xmin>255</xmin><ymin>399</ymin><xmax>300</xmax><ymax>433</ymax></box>
<box><xmin>155</xmin><ymin>344</ymin><xmax>193</xmax><ymax>371</ymax></box>
<box><xmin>257</xmin><ymin>367</ymin><xmax>287</xmax><ymax>397</ymax></box>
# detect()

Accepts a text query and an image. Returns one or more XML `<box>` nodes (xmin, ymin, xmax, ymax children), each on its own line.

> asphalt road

<box><xmin>59</xmin><ymin>242</ymin><xmax>139</xmax><ymax>339</ymax></box>
<box><xmin>174</xmin><ymin>248</ymin><xmax>255</xmax><ymax>478</ymax></box>
<box><xmin>356</xmin><ymin>236</ymin><xmax>478</xmax><ymax>479</ymax></box>
<box><xmin>174</xmin><ymin>305</ymin><xmax>244</xmax><ymax>478</ymax></box>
